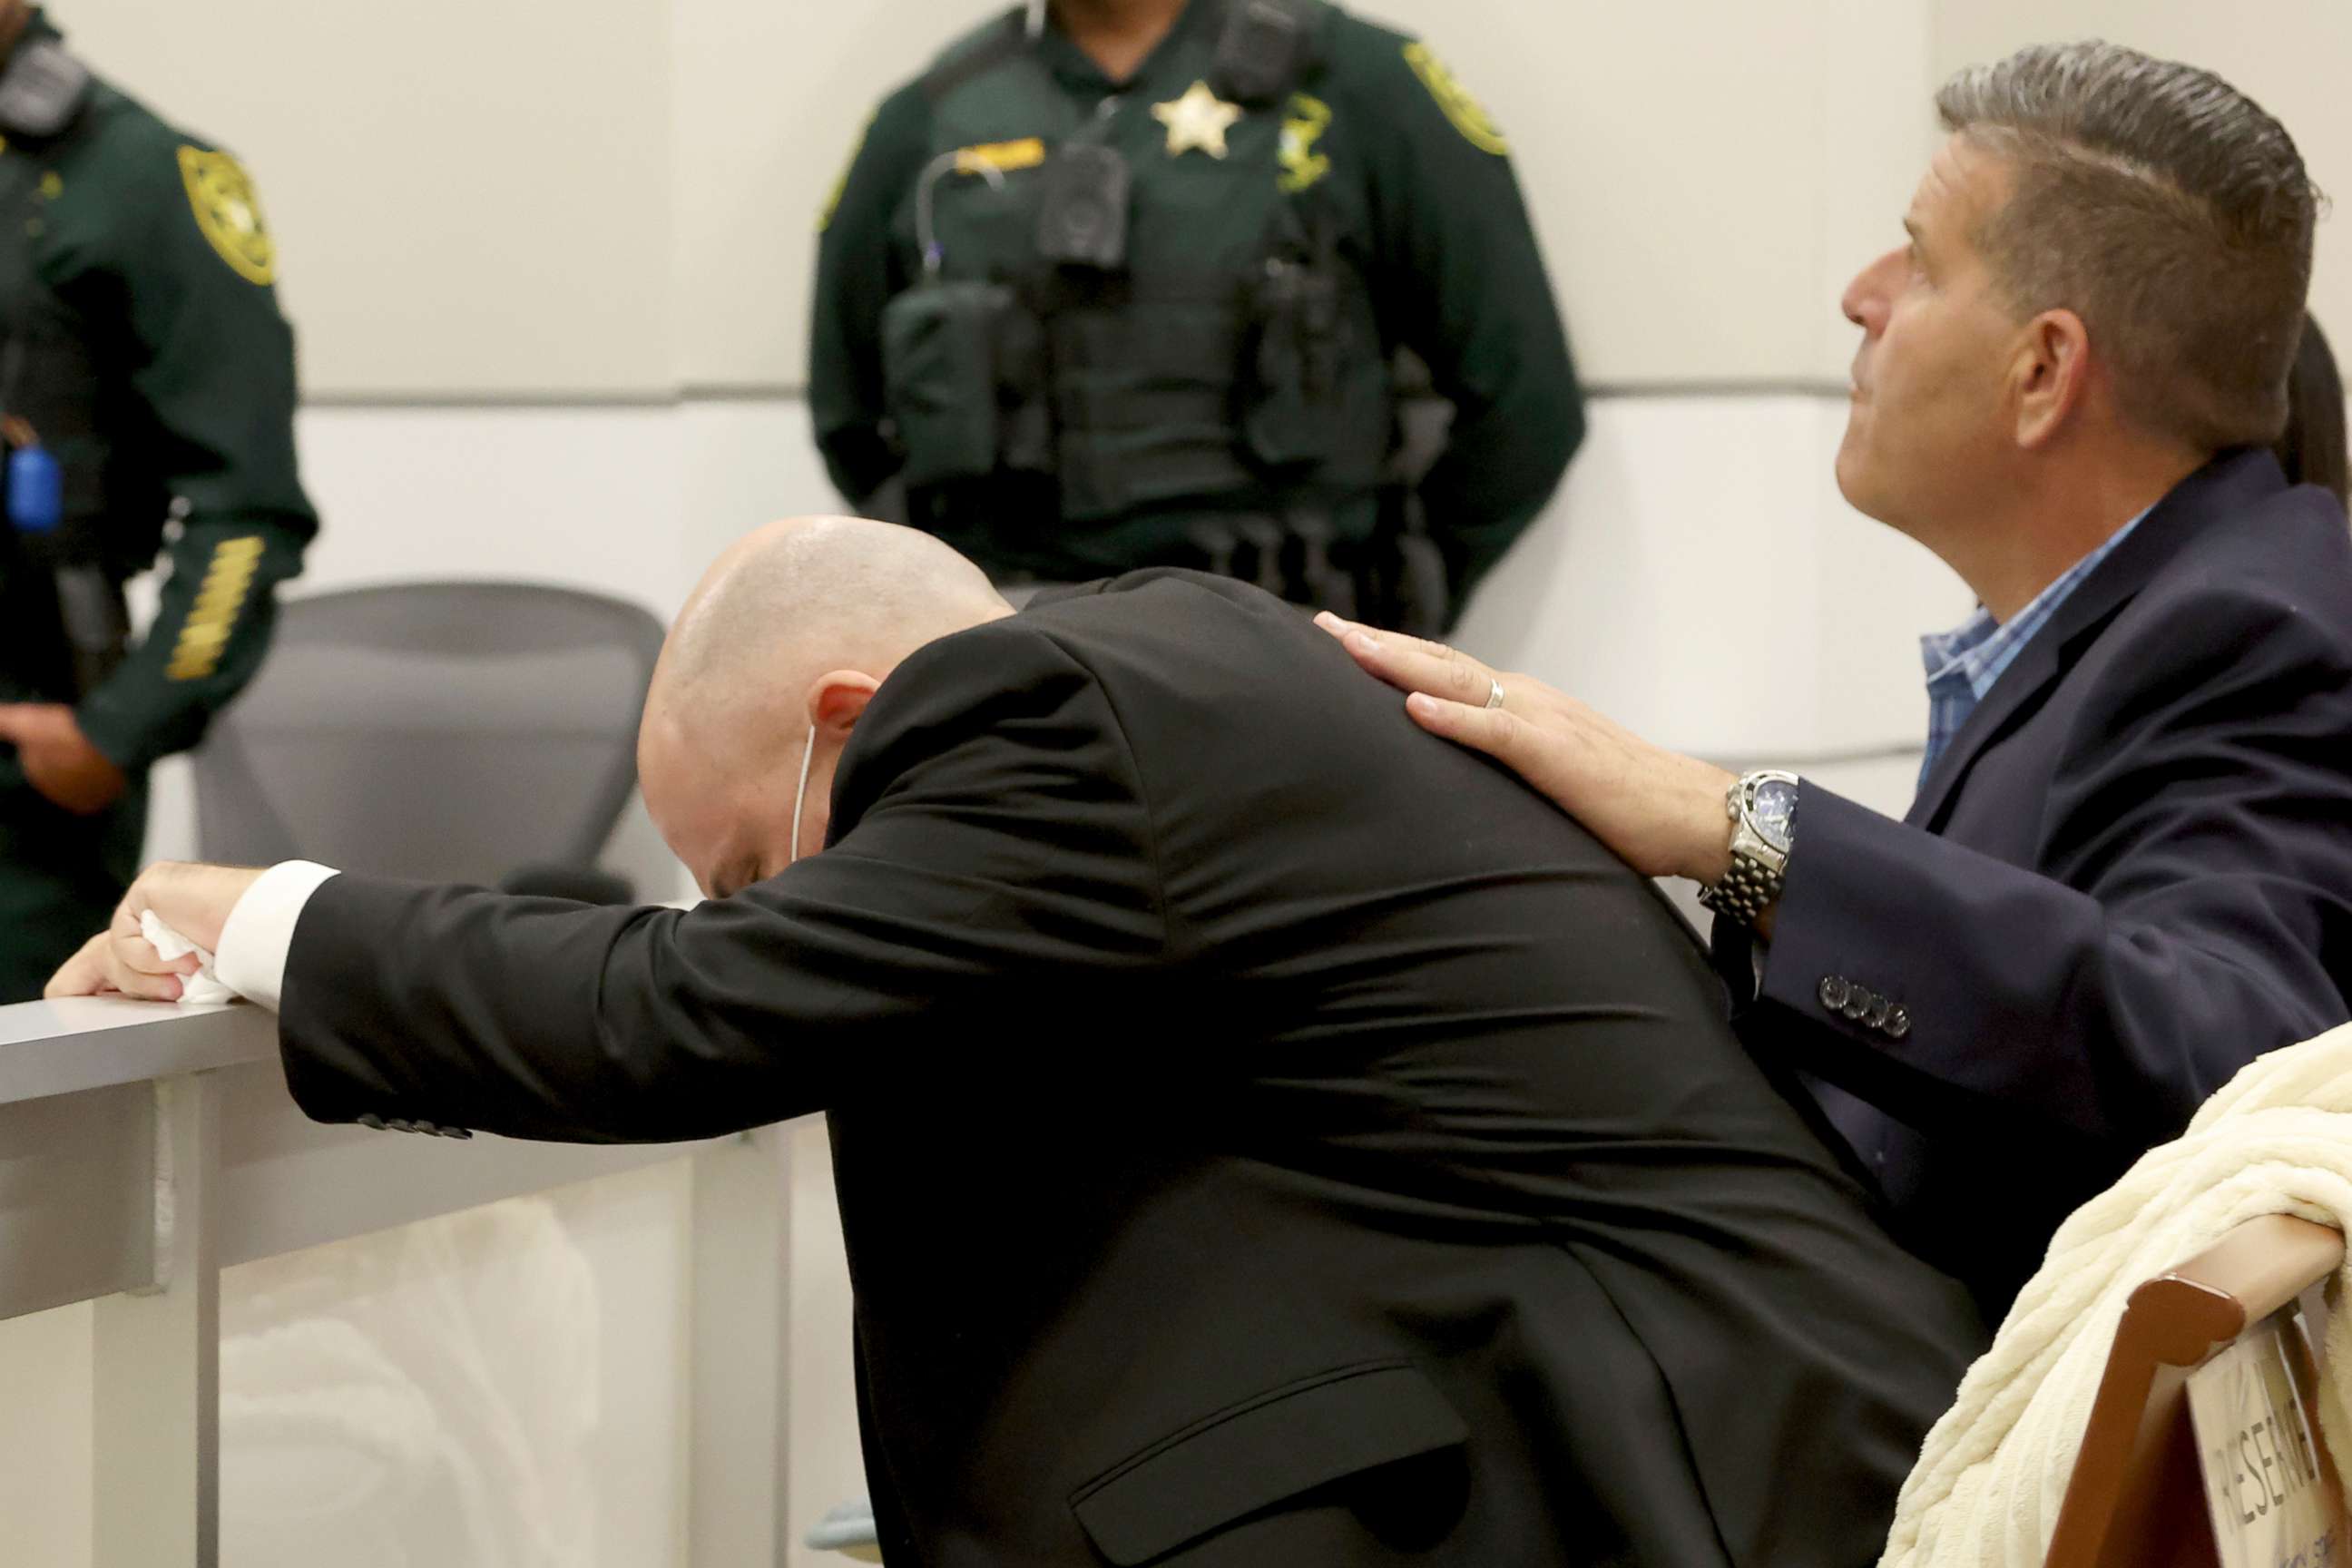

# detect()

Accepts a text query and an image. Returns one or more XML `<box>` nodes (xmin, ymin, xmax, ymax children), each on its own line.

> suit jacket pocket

<box><xmin>1069</xmin><ymin>1359</ymin><xmax>1468</xmax><ymax>1565</ymax></box>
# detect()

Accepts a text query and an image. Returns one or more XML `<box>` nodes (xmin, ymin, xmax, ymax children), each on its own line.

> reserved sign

<box><xmin>2187</xmin><ymin>1307</ymin><xmax>2340</xmax><ymax>1568</ymax></box>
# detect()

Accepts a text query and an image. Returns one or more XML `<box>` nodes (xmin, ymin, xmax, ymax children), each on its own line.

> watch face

<box><xmin>1749</xmin><ymin>778</ymin><xmax>1798</xmax><ymax>854</ymax></box>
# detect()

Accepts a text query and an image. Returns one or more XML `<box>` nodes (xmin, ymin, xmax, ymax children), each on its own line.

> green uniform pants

<box><xmin>0</xmin><ymin>763</ymin><xmax>146</xmax><ymax>1003</ymax></box>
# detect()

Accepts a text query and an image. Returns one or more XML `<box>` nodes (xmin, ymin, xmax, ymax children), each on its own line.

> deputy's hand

<box><xmin>0</xmin><ymin>703</ymin><xmax>128</xmax><ymax>814</ymax></box>
<box><xmin>1315</xmin><ymin>613</ymin><xmax>1738</xmax><ymax>884</ymax></box>
<box><xmin>43</xmin><ymin>861</ymin><xmax>265</xmax><ymax>1000</ymax></box>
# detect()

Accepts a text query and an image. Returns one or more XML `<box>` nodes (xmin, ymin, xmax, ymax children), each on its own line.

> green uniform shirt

<box><xmin>810</xmin><ymin>0</ymin><xmax>1583</xmax><ymax>603</ymax></box>
<box><xmin>0</xmin><ymin>35</ymin><xmax>315</xmax><ymax>777</ymax></box>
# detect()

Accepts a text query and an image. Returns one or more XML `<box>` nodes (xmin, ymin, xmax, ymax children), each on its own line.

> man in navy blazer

<box><xmin>1324</xmin><ymin>43</ymin><xmax>2352</xmax><ymax>1315</ymax></box>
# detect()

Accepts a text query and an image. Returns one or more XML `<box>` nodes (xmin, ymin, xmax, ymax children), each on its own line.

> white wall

<box><xmin>64</xmin><ymin>0</ymin><xmax>677</xmax><ymax>397</ymax></box>
<box><xmin>0</xmin><ymin>1301</ymin><xmax>93</xmax><ymax>1568</ymax></box>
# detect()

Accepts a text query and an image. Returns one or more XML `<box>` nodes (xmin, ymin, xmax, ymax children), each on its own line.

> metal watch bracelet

<box><xmin>1696</xmin><ymin>856</ymin><xmax>1785</xmax><ymax>924</ymax></box>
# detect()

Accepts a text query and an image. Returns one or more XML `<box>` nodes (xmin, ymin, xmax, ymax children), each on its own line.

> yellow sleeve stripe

<box><xmin>165</xmin><ymin>535</ymin><xmax>265</xmax><ymax>681</ymax></box>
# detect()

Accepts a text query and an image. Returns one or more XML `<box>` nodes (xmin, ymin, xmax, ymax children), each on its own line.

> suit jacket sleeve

<box><xmin>1749</xmin><ymin>585</ymin><xmax>2352</xmax><ymax>1151</ymax></box>
<box><xmin>274</xmin><ymin>622</ymin><xmax>1173</xmax><ymax>1142</ymax></box>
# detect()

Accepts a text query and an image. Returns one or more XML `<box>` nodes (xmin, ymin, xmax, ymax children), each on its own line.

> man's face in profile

<box><xmin>1835</xmin><ymin>134</ymin><xmax>2025</xmax><ymax>541</ymax></box>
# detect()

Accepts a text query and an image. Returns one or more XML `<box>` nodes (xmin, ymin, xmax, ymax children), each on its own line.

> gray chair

<box><xmin>807</xmin><ymin>1495</ymin><xmax>882</xmax><ymax>1562</ymax></box>
<box><xmin>193</xmin><ymin>582</ymin><xmax>665</xmax><ymax>895</ymax></box>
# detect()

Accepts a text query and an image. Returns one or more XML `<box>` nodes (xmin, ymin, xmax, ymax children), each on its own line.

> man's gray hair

<box><xmin>1936</xmin><ymin>42</ymin><xmax>2319</xmax><ymax>451</ymax></box>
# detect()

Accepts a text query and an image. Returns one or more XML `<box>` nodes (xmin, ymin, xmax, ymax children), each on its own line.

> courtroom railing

<box><xmin>0</xmin><ymin>996</ymin><xmax>794</xmax><ymax>1567</ymax></box>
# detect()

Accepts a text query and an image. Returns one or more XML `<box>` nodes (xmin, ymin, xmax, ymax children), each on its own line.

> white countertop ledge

<box><xmin>0</xmin><ymin>996</ymin><xmax>278</xmax><ymax>1106</ymax></box>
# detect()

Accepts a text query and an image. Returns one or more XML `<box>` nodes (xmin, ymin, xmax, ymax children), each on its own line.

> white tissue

<box><xmin>141</xmin><ymin>909</ymin><xmax>239</xmax><ymax>1005</ymax></box>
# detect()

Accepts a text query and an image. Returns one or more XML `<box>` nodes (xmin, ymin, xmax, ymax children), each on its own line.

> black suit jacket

<box><xmin>277</xmin><ymin>573</ymin><xmax>1984</xmax><ymax>1568</ymax></box>
<box><xmin>1721</xmin><ymin>448</ymin><xmax>2352</xmax><ymax>1316</ymax></box>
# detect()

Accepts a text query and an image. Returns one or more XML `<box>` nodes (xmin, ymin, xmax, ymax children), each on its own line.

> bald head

<box><xmin>641</xmin><ymin>516</ymin><xmax>1012</xmax><ymax>893</ymax></box>
<box><xmin>654</xmin><ymin>516</ymin><xmax>1004</xmax><ymax>740</ymax></box>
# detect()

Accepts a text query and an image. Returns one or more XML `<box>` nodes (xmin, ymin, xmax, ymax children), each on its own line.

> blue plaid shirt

<box><xmin>1917</xmin><ymin>510</ymin><xmax>2150</xmax><ymax>789</ymax></box>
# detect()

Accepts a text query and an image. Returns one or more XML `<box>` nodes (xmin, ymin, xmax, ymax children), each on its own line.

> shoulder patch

<box><xmin>1278</xmin><ymin>93</ymin><xmax>1331</xmax><ymax>193</ymax></box>
<box><xmin>176</xmin><ymin>145</ymin><xmax>275</xmax><ymax>285</ymax></box>
<box><xmin>1401</xmin><ymin>43</ymin><xmax>1506</xmax><ymax>156</ymax></box>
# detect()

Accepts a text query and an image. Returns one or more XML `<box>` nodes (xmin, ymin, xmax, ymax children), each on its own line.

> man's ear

<box><xmin>2014</xmin><ymin>308</ymin><xmax>2093</xmax><ymax>450</ymax></box>
<box><xmin>807</xmin><ymin>671</ymin><xmax>881</xmax><ymax>740</ymax></box>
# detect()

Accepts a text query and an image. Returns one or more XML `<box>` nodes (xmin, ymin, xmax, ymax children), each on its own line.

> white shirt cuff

<box><xmin>214</xmin><ymin>860</ymin><xmax>341</xmax><ymax>1013</ymax></box>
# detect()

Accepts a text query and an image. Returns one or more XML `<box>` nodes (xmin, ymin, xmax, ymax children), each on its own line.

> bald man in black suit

<box><xmin>58</xmin><ymin>518</ymin><xmax>1983</xmax><ymax>1568</ymax></box>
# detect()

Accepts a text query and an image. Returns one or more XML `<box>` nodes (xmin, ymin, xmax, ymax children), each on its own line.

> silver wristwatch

<box><xmin>1696</xmin><ymin>769</ymin><xmax>1799</xmax><ymax>926</ymax></box>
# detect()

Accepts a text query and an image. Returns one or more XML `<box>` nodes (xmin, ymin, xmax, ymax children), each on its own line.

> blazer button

<box><xmin>358</xmin><ymin>1113</ymin><xmax>385</xmax><ymax>1131</ymax></box>
<box><xmin>1818</xmin><ymin>975</ymin><xmax>1851</xmax><ymax>1012</ymax></box>
<box><xmin>412</xmin><ymin>1121</ymin><xmax>438</xmax><ymax>1135</ymax></box>
<box><xmin>1865</xmin><ymin>996</ymin><xmax>1891</xmax><ymax>1030</ymax></box>
<box><xmin>386</xmin><ymin>1119</ymin><xmax>414</xmax><ymax>1133</ymax></box>
<box><xmin>443</xmin><ymin>1127</ymin><xmax>473</xmax><ymax>1141</ymax></box>
<box><xmin>1885</xmin><ymin>1005</ymin><xmax>1912</xmax><ymax>1040</ymax></box>
<box><xmin>1841</xmin><ymin>986</ymin><xmax>1874</xmax><ymax>1021</ymax></box>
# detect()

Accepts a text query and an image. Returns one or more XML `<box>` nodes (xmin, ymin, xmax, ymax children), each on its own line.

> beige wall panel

<box><xmin>1816</xmin><ymin>0</ymin><xmax>1938</xmax><ymax>381</ymax></box>
<box><xmin>0</xmin><ymin>1303</ymin><xmax>93</xmax><ymax>1568</ymax></box>
<box><xmin>1932</xmin><ymin>2</ymin><xmax>2352</xmax><ymax>348</ymax></box>
<box><xmin>61</xmin><ymin>0</ymin><xmax>675</xmax><ymax>397</ymax></box>
<box><xmin>1364</xmin><ymin>0</ymin><xmax>1820</xmax><ymax>385</ymax></box>
<box><xmin>674</xmin><ymin>0</ymin><xmax>979</xmax><ymax>389</ymax></box>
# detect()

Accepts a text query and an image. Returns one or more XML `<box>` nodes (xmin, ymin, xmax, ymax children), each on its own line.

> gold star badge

<box><xmin>1152</xmin><ymin>80</ymin><xmax>1243</xmax><ymax>160</ymax></box>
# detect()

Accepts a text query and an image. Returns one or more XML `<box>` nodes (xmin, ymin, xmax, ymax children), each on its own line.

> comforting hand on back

<box><xmin>1313</xmin><ymin>612</ymin><xmax>1737</xmax><ymax>886</ymax></box>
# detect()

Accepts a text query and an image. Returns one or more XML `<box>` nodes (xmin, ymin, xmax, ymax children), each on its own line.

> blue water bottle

<box><xmin>5</xmin><ymin>441</ymin><xmax>62</xmax><ymax>534</ymax></box>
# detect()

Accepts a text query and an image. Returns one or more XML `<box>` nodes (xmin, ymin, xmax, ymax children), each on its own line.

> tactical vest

<box><xmin>884</xmin><ymin>0</ymin><xmax>1395</xmax><ymax>594</ymax></box>
<box><xmin>0</xmin><ymin>53</ymin><xmax>157</xmax><ymax>701</ymax></box>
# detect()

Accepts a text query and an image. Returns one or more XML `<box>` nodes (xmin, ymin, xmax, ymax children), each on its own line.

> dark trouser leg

<box><xmin>0</xmin><ymin>777</ymin><xmax>148</xmax><ymax>1003</ymax></box>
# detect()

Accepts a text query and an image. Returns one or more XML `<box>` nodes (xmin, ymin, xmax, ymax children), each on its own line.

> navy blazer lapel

<box><xmin>1903</xmin><ymin>447</ymin><xmax>2288</xmax><ymax>831</ymax></box>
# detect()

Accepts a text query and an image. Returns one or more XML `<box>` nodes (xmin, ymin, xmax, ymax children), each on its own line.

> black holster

<box><xmin>881</xmin><ymin>280</ymin><xmax>1054</xmax><ymax>490</ymax></box>
<box><xmin>1356</xmin><ymin>489</ymin><xmax>1451</xmax><ymax>638</ymax></box>
<box><xmin>0</xmin><ymin>518</ymin><xmax>123</xmax><ymax>701</ymax></box>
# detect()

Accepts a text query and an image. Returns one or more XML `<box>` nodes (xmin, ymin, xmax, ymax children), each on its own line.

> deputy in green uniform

<box><xmin>0</xmin><ymin>3</ymin><xmax>315</xmax><ymax>1000</ymax></box>
<box><xmin>811</xmin><ymin>0</ymin><xmax>1582</xmax><ymax>630</ymax></box>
